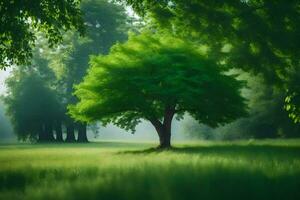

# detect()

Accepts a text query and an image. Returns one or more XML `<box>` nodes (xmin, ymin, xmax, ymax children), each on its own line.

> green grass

<box><xmin>0</xmin><ymin>139</ymin><xmax>300</xmax><ymax>200</ymax></box>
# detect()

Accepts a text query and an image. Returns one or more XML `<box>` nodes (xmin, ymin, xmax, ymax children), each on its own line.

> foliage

<box><xmin>0</xmin><ymin>140</ymin><xmax>300</xmax><ymax>199</ymax></box>
<box><xmin>44</xmin><ymin>0</ymin><xmax>131</xmax><ymax>111</ymax></box>
<box><xmin>55</xmin><ymin>0</ymin><xmax>131</xmax><ymax>98</ymax></box>
<box><xmin>123</xmin><ymin>0</ymin><xmax>300</xmax><ymax>84</ymax></box>
<box><xmin>2</xmin><ymin>0</ymin><xmax>132</xmax><ymax>142</ymax></box>
<box><xmin>183</xmin><ymin>73</ymin><xmax>300</xmax><ymax>140</ymax></box>
<box><xmin>284</xmin><ymin>72</ymin><xmax>300</xmax><ymax>123</ymax></box>
<box><xmin>123</xmin><ymin>0</ymin><xmax>300</xmax><ymax>125</ymax></box>
<box><xmin>69</xmin><ymin>32</ymin><xmax>247</xmax><ymax>147</ymax></box>
<box><xmin>241</xmin><ymin>84</ymin><xmax>300</xmax><ymax>139</ymax></box>
<box><xmin>47</xmin><ymin>0</ymin><xmax>131</xmax><ymax>141</ymax></box>
<box><xmin>3</xmin><ymin>54</ymin><xmax>61</xmax><ymax>141</ymax></box>
<box><xmin>0</xmin><ymin>0</ymin><xmax>84</xmax><ymax>69</ymax></box>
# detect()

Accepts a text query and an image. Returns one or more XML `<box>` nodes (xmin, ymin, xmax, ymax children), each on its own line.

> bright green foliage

<box><xmin>0</xmin><ymin>0</ymin><xmax>84</xmax><ymax>69</ymax></box>
<box><xmin>284</xmin><ymin>73</ymin><xmax>300</xmax><ymax>123</ymax></box>
<box><xmin>69</xmin><ymin>33</ymin><xmax>247</xmax><ymax>136</ymax></box>
<box><xmin>284</xmin><ymin>94</ymin><xmax>300</xmax><ymax>123</ymax></box>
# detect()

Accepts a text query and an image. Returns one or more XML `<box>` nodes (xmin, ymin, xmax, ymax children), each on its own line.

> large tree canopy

<box><xmin>124</xmin><ymin>0</ymin><xmax>300</xmax><ymax>84</ymax></box>
<box><xmin>69</xmin><ymin>33</ymin><xmax>247</xmax><ymax>148</ymax></box>
<box><xmin>0</xmin><ymin>0</ymin><xmax>84</xmax><ymax>69</ymax></box>
<box><xmin>123</xmin><ymin>0</ymin><xmax>300</xmax><ymax>125</ymax></box>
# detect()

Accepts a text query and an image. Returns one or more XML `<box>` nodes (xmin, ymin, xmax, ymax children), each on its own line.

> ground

<box><xmin>0</xmin><ymin>139</ymin><xmax>300</xmax><ymax>200</ymax></box>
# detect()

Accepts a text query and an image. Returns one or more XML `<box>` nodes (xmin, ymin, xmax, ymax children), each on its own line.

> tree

<box><xmin>124</xmin><ymin>0</ymin><xmax>300</xmax><ymax>125</ymax></box>
<box><xmin>0</xmin><ymin>100</ymin><xmax>14</xmax><ymax>140</ymax></box>
<box><xmin>4</xmin><ymin>71</ymin><xmax>60</xmax><ymax>142</ymax></box>
<box><xmin>0</xmin><ymin>0</ymin><xmax>84</xmax><ymax>69</ymax></box>
<box><xmin>183</xmin><ymin>73</ymin><xmax>300</xmax><ymax>140</ymax></box>
<box><xmin>3</xmin><ymin>53</ymin><xmax>62</xmax><ymax>142</ymax></box>
<box><xmin>48</xmin><ymin>0</ymin><xmax>131</xmax><ymax>142</ymax></box>
<box><xmin>69</xmin><ymin>33</ymin><xmax>247</xmax><ymax>148</ymax></box>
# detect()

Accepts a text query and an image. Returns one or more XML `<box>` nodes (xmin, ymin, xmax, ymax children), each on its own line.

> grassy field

<box><xmin>0</xmin><ymin>139</ymin><xmax>300</xmax><ymax>200</ymax></box>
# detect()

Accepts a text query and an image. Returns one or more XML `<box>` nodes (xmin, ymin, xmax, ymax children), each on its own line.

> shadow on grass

<box><xmin>0</xmin><ymin>141</ymin><xmax>151</xmax><ymax>150</ymax></box>
<box><xmin>119</xmin><ymin>144</ymin><xmax>300</xmax><ymax>158</ymax></box>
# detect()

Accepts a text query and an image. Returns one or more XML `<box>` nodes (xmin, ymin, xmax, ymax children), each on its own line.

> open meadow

<box><xmin>0</xmin><ymin>139</ymin><xmax>300</xmax><ymax>200</ymax></box>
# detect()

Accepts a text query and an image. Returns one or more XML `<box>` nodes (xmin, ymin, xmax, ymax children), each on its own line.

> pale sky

<box><xmin>0</xmin><ymin>69</ymin><xmax>11</xmax><ymax>95</ymax></box>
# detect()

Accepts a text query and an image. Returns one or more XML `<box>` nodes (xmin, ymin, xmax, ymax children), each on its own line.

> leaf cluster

<box><xmin>0</xmin><ymin>0</ymin><xmax>84</xmax><ymax>69</ymax></box>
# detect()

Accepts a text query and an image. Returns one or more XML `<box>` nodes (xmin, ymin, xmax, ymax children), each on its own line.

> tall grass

<box><xmin>0</xmin><ymin>139</ymin><xmax>300</xmax><ymax>200</ymax></box>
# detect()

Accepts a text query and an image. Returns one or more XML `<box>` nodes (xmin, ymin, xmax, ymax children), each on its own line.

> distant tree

<box><xmin>4</xmin><ymin>71</ymin><xmax>60</xmax><ymax>142</ymax></box>
<box><xmin>48</xmin><ymin>0</ymin><xmax>131</xmax><ymax>142</ymax></box>
<box><xmin>0</xmin><ymin>100</ymin><xmax>14</xmax><ymax>140</ymax></box>
<box><xmin>3</xmin><ymin>53</ymin><xmax>61</xmax><ymax>142</ymax></box>
<box><xmin>69</xmin><ymin>33</ymin><xmax>247</xmax><ymax>148</ymax></box>
<box><xmin>0</xmin><ymin>0</ymin><xmax>84</xmax><ymax>69</ymax></box>
<box><xmin>239</xmin><ymin>75</ymin><xmax>300</xmax><ymax>138</ymax></box>
<box><xmin>1</xmin><ymin>0</ymin><xmax>132</xmax><ymax>142</ymax></box>
<box><xmin>183</xmin><ymin>73</ymin><xmax>300</xmax><ymax>140</ymax></box>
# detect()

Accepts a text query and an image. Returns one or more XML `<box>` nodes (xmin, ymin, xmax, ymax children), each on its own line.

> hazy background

<box><xmin>0</xmin><ymin>70</ymin><xmax>15</xmax><ymax>142</ymax></box>
<box><xmin>0</xmin><ymin>70</ymin><xmax>186</xmax><ymax>142</ymax></box>
<box><xmin>0</xmin><ymin>70</ymin><xmax>10</xmax><ymax>94</ymax></box>
<box><xmin>0</xmin><ymin>4</ymin><xmax>185</xmax><ymax>143</ymax></box>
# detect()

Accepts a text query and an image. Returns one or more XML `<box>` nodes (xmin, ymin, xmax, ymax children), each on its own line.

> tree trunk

<box><xmin>55</xmin><ymin>121</ymin><xmax>63</xmax><ymax>142</ymax></box>
<box><xmin>77</xmin><ymin>123</ymin><xmax>88</xmax><ymax>143</ymax></box>
<box><xmin>45</xmin><ymin>122</ymin><xmax>55</xmax><ymax>142</ymax></box>
<box><xmin>38</xmin><ymin>122</ymin><xmax>54</xmax><ymax>142</ymax></box>
<box><xmin>150</xmin><ymin>105</ymin><xmax>175</xmax><ymax>149</ymax></box>
<box><xmin>38</xmin><ymin>123</ymin><xmax>46</xmax><ymax>142</ymax></box>
<box><xmin>157</xmin><ymin>127</ymin><xmax>171</xmax><ymax>148</ymax></box>
<box><xmin>65</xmin><ymin>122</ymin><xmax>76</xmax><ymax>142</ymax></box>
